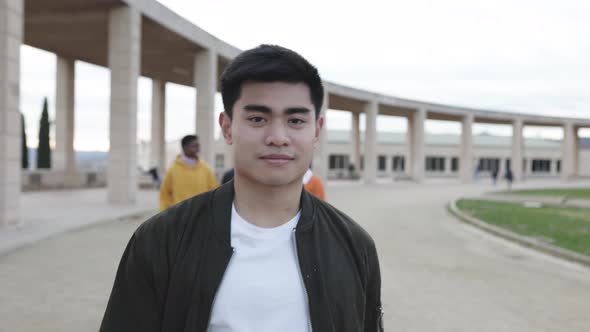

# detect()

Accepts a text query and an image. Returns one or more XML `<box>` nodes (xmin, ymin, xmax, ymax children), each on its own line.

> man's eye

<box><xmin>248</xmin><ymin>117</ymin><xmax>266</xmax><ymax>123</ymax></box>
<box><xmin>289</xmin><ymin>119</ymin><xmax>305</xmax><ymax>125</ymax></box>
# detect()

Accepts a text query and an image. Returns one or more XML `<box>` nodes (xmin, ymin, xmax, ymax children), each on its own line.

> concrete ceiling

<box><xmin>24</xmin><ymin>5</ymin><xmax>111</xmax><ymax>67</ymax></box>
<box><xmin>23</xmin><ymin>0</ymin><xmax>228</xmax><ymax>88</ymax></box>
<box><xmin>378</xmin><ymin>104</ymin><xmax>415</xmax><ymax>118</ymax></box>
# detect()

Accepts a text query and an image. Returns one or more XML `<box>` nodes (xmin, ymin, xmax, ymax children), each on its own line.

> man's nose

<box><xmin>264</xmin><ymin>122</ymin><xmax>290</xmax><ymax>146</ymax></box>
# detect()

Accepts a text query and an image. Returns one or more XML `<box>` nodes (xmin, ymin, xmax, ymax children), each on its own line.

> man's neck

<box><xmin>233</xmin><ymin>173</ymin><xmax>302</xmax><ymax>228</ymax></box>
<box><xmin>181</xmin><ymin>152</ymin><xmax>198</xmax><ymax>167</ymax></box>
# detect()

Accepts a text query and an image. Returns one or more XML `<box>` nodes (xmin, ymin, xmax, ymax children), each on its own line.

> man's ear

<box><xmin>219</xmin><ymin>112</ymin><xmax>233</xmax><ymax>144</ymax></box>
<box><xmin>313</xmin><ymin>115</ymin><xmax>324</xmax><ymax>147</ymax></box>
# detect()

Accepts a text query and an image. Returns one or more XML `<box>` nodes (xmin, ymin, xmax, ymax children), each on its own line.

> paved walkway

<box><xmin>1</xmin><ymin>180</ymin><xmax>590</xmax><ymax>331</ymax></box>
<box><xmin>0</xmin><ymin>189</ymin><xmax>158</xmax><ymax>255</ymax></box>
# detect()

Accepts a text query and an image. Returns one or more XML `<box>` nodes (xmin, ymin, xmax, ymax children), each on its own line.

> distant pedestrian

<box><xmin>491</xmin><ymin>168</ymin><xmax>498</xmax><ymax>186</ymax></box>
<box><xmin>348</xmin><ymin>164</ymin><xmax>358</xmax><ymax>179</ymax></box>
<box><xmin>158</xmin><ymin>134</ymin><xmax>219</xmax><ymax>210</ymax></box>
<box><xmin>504</xmin><ymin>167</ymin><xmax>514</xmax><ymax>190</ymax></box>
<box><xmin>147</xmin><ymin>167</ymin><xmax>160</xmax><ymax>189</ymax></box>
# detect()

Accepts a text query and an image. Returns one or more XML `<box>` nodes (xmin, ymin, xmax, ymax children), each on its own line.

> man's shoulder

<box><xmin>136</xmin><ymin>189</ymin><xmax>215</xmax><ymax>241</ymax></box>
<box><xmin>165</xmin><ymin>161</ymin><xmax>183</xmax><ymax>174</ymax></box>
<box><xmin>198</xmin><ymin>160</ymin><xmax>215</xmax><ymax>173</ymax></box>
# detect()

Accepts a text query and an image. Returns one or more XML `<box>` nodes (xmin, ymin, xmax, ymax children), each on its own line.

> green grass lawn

<box><xmin>456</xmin><ymin>199</ymin><xmax>590</xmax><ymax>256</ymax></box>
<box><xmin>503</xmin><ymin>188</ymin><xmax>590</xmax><ymax>198</ymax></box>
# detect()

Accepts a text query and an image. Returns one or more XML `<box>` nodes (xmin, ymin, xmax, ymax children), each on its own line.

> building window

<box><xmin>556</xmin><ymin>160</ymin><xmax>561</xmax><ymax>173</ymax></box>
<box><xmin>532</xmin><ymin>159</ymin><xmax>551</xmax><ymax>173</ymax></box>
<box><xmin>478</xmin><ymin>158</ymin><xmax>500</xmax><ymax>172</ymax></box>
<box><xmin>392</xmin><ymin>156</ymin><xmax>405</xmax><ymax>172</ymax></box>
<box><xmin>360</xmin><ymin>155</ymin><xmax>364</xmax><ymax>171</ymax></box>
<box><xmin>378</xmin><ymin>155</ymin><xmax>386</xmax><ymax>171</ymax></box>
<box><xmin>451</xmin><ymin>157</ymin><xmax>459</xmax><ymax>172</ymax></box>
<box><xmin>329</xmin><ymin>155</ymin><xmax>336</xmax><ymax>169</ymax></box>
<box><xmin>426</xmin><ymin>156</ymin><xmax>445</xmax><ymax>172</ymax></box>
<box><xmin>215</xmin><ymin>154</ymin><xmax>225</xmax><ymax>170</ymax></box>
<box><xmin>329</xmin><ymin>154</ymin><xmax>349</xmax><ymax>170</ymax></box>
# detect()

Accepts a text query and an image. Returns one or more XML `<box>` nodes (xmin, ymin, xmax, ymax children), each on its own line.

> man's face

<box><xmin>183</xmin><ymin>138</ymin><xmax>200</xmax><ymax>159</ymax></box>
<box><xmin>219</xmin><ymin>81</ymin><xmax>323</xmax><ymax>187</ymax></box>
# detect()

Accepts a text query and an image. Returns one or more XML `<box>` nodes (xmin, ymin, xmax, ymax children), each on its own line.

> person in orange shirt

<box><xmin>303</xmin><ymin>168</ymin><xmax>325</xmax><ymax>200</ymax></box>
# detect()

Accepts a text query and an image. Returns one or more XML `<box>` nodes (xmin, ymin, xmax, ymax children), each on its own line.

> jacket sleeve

<box><xmin>159</xmin><ymin>170</ymin><xmax>173</xmax><ymax>211</ymax></box>
<box><xmin>365</xmin><ymin>240</ymin><xmax>384</xmax><ymax>331</ymax></box>
<box><xmin>99</xmin><ymin>233</ymin><xmax>160</xmax><ymax>332</ymax></box>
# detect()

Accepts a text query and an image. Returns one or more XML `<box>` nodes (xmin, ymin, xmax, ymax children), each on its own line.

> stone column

<box><xmin>107</xmin><ymin>6</ymin><xmax>141</xmax><ymax>204</ymax></box>
<box><xmin>562</xmin><ymin>121</ymin><xmax>578</xmax><ymax>180</ymax></box>
<box><xmin>150</xmin><ymin>79</ymin><xmax>166</xmax><ymax>174</ymax></box>
<box><xmin>351</xmin><ymin>112</ymin><xmax>361</xmax><ymax>170</ymax></box>
<box><xmin>408</xmin><ymin>108</ymin><xmax>426</xmax><ymax>182</ymax></box>
<box><xmin>551</xmin><ymin>159</ymin><xmax>558</xmax><ymax>176</ymax></box>
<box><xmin>460</xmin><ymin>113</ymin><xmax>473</xmax><ymax>182</ymax></box>
<box><xmin>498</xmin><ymin>156</ymin><xmax>507</xmax><ymax>180</ymax></box>
<box><xmin>363</xmin><ymin>100</ymin><xmax>378</xmax><ymax>184</ymax></box>
<box><xmin>54</xmin><ymin>56</ymin><xmax>77</xmax><ymax>185</ymax></box>
<box><xmin>194</xmin><ymin>48</ymin><xmax>217</xmax><ymax>167</ymax></box>
<box><xmin>443</xmin><ymin>157</ymin><xmax>451</xmax><ymax>175</ymax></box>
<box><xmin>524</xmin><ymin>157</ymin><xmax>531</xmax><ymax>177</ymax></box>
<box><xmin>0</xmin><ymin>0</ymin><xmax>23</xmax><ymax>228</ymax></box>
<box><xmin>511</xmin><ymin>118</ymin><xmax>523</xmax><ymax>182</ymax></box>
<box><xmin>312</xmin><ymin>91</ymin><xmax>329</xmax><ymax>182</ymax></box>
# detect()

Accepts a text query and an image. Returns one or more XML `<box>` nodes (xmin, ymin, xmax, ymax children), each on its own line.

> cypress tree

<box><xmin>37</xmin><ymin>97</ymin><xmax>51</xmax><ymax>169</ymax></box>
<box><xmin>21</xmin><ymin>113</ymin><xmax>29</xmax><ymax>169</ymax></box>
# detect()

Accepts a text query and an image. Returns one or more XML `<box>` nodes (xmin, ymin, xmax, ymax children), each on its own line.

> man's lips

<box><xmin>260</xmin><ymin>154</ymin><xmax>294</xmax><ymax>160</ymax></box>
<box><xmin>259</xmin><ymin>154</ymin><xmax>294</xmax><ymax>165</ymax></box>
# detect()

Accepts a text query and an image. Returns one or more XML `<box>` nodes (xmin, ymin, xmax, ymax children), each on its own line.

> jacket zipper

<box><xmin>206</xmin><ymin>248</ymin><xmax>235</xmax><ymax>329</ymax></box>
<box><xmin>292</xmin><ymin>228</ymin><xmax>313</xmax><ymax>332</ymax></box>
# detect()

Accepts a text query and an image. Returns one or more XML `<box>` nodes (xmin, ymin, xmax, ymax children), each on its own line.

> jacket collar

<box><xmin>211</xmin><ymin>180</ymin><xmax>316</xmax><ymax>246</ymax></box>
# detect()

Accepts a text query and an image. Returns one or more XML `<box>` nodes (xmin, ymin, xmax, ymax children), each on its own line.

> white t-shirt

<box><xmin>207</xmin><ymin>204</ymin><xmax>310</xmax><ymax>332</ymax></box>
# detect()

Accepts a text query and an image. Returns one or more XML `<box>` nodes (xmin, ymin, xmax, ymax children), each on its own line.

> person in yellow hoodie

<box><xmin>159</xmin><ymin>135</ymin><xmax>219</xmax><ymax>210</ymax></box>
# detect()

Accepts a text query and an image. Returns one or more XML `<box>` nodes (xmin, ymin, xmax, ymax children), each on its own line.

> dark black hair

<box><xmin>220</xmin><ymin>44</ymin><xmax>324</xmax><ymax>119</ymax></box>
<box><xmin>181</xmin><ymin>135</ymin><xmax>198</xmax><ymax>148</ymax></box>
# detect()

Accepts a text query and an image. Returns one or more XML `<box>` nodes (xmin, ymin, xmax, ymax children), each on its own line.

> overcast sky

<box><xmin>19</xmin><ymin>0</ymin><xmax>590</xmax><ymax>151</ymax></box>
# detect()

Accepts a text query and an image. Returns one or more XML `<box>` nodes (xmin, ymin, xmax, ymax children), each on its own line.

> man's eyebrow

<box><xmin>244</xmin><ymin>104</ymin><xmax>271</xmax><ymax>113</ymax></box>
<box><xmin>285</xmin><ymin>107</ymin><xmax>312</xmax><ymax>115</ymax></box>
<box><xmin>243</xmin><ymin>105</ymin><xmax>312</xmax><ymax>115</ymax></box>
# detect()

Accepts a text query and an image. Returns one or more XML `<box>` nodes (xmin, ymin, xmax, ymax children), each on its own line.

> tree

<box><xmin>21</xmin><ymin>113</ymin><xmax>28</xmax><ymax>169</ymax></box>
<box><xmin>37</xmin><ymin>97</ymin><xmax>51</xmax><ymax>169</ymax></box>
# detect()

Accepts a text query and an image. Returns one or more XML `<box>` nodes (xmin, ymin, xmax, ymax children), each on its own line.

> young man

<box><xmin>100</xmin><ymin>45</ymin><xmax>383</xmax><ymax>332</ymax></box>
<box><xmin>159</xmin><ymin>134</ymin><xmax>219</xmax><ymax>210</ymax></box>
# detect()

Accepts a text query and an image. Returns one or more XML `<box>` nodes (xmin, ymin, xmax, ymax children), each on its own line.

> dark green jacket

<box><xmin>100</xmin><ymin>181</ymin><xmax>383</xmax><ymax>331</ymax></box>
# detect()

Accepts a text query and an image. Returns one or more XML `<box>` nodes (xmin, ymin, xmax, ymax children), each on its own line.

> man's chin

<box><xmin>251</xmin><ymin>173</ymin><xmax>300</xmax><ymax>187</ymax></box>
<box><xmin>260</xmin><ymin>178</ymin><xmax>296</xmax><ymax>187</ymax></box>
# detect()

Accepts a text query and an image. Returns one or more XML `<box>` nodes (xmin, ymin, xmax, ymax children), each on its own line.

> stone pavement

<box><xmin>0</xmin><ymin>188</ymin><xmax>158</xmax><ymax>255</ymax></box>
<box><xmin>1</xmin><ymin>180</ymin><xmax>590</xmax><ymax>331</ymax></box>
